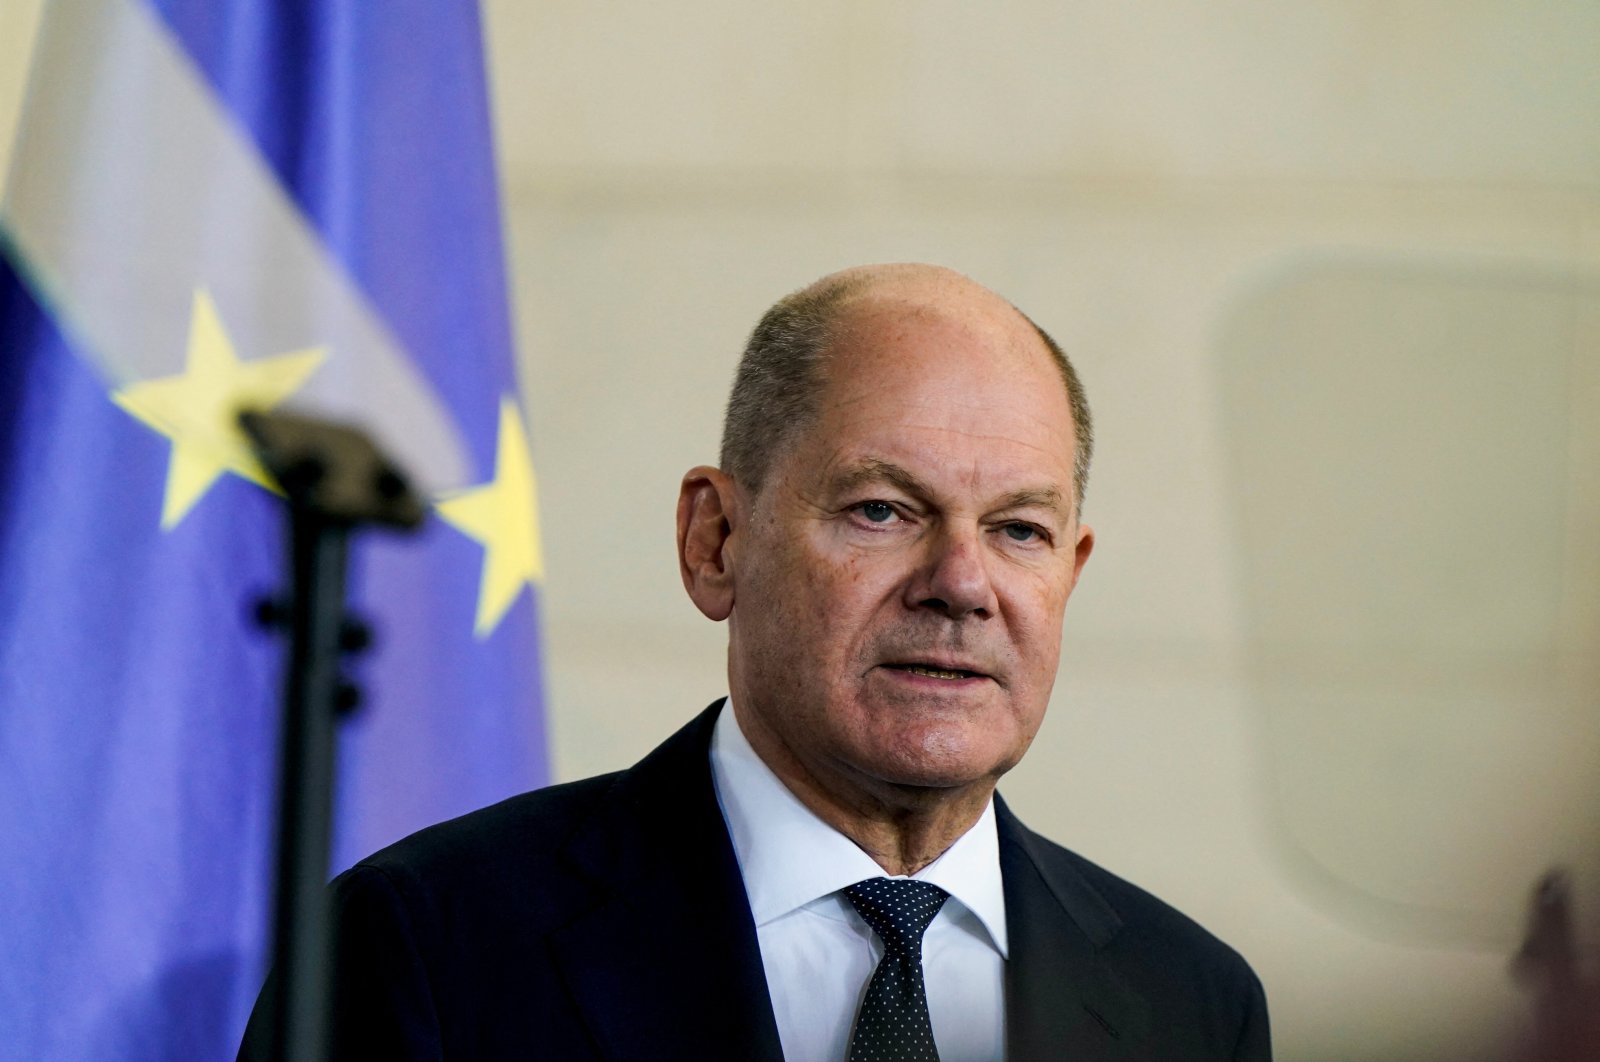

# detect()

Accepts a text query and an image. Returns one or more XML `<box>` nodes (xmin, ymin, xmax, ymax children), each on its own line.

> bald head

<box><xmin>719</xmin><ymin>263</ymin><xmax>1094</xmax><ymax>508</ymax></box>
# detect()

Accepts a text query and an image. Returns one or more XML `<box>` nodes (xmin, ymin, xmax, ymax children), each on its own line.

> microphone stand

<box><xmin>241</xmin><ymin>410</ymin><xmax>424</xmax><ymax>1062</ymax></box>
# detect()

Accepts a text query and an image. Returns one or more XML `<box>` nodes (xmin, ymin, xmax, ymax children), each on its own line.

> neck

<box><xmin>731</xmin><ymin>700</ymin><xmax>995</xmax><ymax>877</ymax></box>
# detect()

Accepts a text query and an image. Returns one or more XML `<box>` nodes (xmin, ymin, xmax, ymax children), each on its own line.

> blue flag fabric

<box><xmin>0</xmin><ymin>1</ymin><xmax>548</xmax><ymax>1057</ymax></box>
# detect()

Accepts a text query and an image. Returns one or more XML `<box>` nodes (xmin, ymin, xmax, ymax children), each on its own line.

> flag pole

<box><xmin>242</xmin><ymin>410</ymin><xmax>424</xmax><ymax>1061</ymax></box>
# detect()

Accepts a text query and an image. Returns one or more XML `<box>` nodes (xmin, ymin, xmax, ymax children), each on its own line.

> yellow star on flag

<box><xmin>436</xmin><ymin>395</ymin><xmax>544</xmax><ymax>638</ymax></box>
<box><xmin>111</xmin><ymin>288</ymin><xmax>326</xmax><ymax>529</ymax></box>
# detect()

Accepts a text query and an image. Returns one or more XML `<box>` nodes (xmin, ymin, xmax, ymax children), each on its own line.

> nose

<box><xmin>907</xmin><ymin>525</ymin><xmax>998</xmax><ymax>620</ymax></box>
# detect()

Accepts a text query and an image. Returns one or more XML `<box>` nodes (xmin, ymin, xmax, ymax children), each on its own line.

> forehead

<box><xmin>797</xmin><ymin>294</ymin><xmax>1078</xmax><ymax>499</ymax></box>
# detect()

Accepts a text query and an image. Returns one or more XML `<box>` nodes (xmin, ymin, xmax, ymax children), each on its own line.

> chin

<box><xmin>859</xmin><ymin>731</ymin><xmax>1016</xmax><ymax>792</ymax></box>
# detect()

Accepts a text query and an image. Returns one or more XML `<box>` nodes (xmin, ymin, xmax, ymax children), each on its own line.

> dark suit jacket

<box><xmin>241</xmin><ymin>702</ymin><xmax>1269</xmax><ymax>1060</ymax></box>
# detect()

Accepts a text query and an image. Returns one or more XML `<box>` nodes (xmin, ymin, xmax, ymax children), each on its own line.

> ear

<box><xmin>1067</xmin><ymin>521</ymin><xmax>1095</xmax><ymax>595</ymax></box>
<box><xmin>677</xmin><ymin>465</ymin><xmax>741</xmax><ymax>621</ymax></box>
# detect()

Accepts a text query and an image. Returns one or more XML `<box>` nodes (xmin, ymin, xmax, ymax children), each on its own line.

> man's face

<box><xmin>725</xmin><ymin>289</ymin><xmax>1093</xmax><ymax>804</ymax></box>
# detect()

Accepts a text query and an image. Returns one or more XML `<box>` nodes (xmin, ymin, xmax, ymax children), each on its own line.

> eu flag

<box><xmin>0</xmin><ymin>0</ymin><xmax>548</xmax><ymax>1056</ymax></box>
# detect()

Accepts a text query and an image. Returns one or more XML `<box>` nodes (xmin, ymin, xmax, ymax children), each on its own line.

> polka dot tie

<box><xmin>843</xmin><ymin>877</ymin><xmax>950</xmax><ymax>1062</ymax></box>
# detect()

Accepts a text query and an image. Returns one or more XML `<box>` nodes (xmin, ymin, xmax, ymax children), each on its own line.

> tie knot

<box><xmin>844</xmin><ymin>878</ymin><xmax>949</xmax><ymax>956</ymax></box>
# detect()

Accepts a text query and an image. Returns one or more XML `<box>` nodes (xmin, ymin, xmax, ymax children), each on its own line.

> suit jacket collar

<box><xmin>544</xmin><ymin>701</ymin><xmax>1151</xmax><ymax>1061</ymax></box>
<box><xmin>999</xmin><ymin>795</ymin><xmax>1153</xmax><ymax>1058</ymax></box>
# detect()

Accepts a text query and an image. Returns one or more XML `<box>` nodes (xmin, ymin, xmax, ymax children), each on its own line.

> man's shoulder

<box><xmin>997</xmin><ymin>801</ymin><xmax>1262</xmax><ymax>986</ymax></box>
<box><xmin>998</xmin><ymin>808</ymin><xmax>1271</xmax><ymax>1058</ymax></box>
<box><xmin>1042</xmin><ymin>828</ymin><xmax>1234</xmax><ymax>942</ymax></box>
<box><xmin>342</xmin><ymin>771</ymin><xmax>624</xmax><ymax>900</ymax></box>
<box><xmin>335</xmin><ymin>703</ymin><xmax>726</xmax><ymax>913</ymax></box>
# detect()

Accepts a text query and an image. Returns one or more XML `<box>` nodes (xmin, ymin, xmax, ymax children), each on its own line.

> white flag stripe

<box><xmin>0</xmin><ymin>0</ymin><xmax>468</xmax><ymax>491</ymax></box>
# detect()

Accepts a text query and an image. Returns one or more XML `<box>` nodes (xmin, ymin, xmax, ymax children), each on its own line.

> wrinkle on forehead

<box><xmin>819</xmin><ymin>350</ymin><xmax>1078</xmax><ymax>471</ymax></box>
<box><xmin>773</xmin><ymin>262</ymin><xmax>1081</xmax><ymax>511</ymax></box>
<box><xmin>825</xmin><ymin>424</ymin><xmax>1077</xmax><ymax>483</ymax></box>
<box><xmin>826</xmin><ymin>384</ymin><xmax>1072</xmax><ymax>436</ymax></box>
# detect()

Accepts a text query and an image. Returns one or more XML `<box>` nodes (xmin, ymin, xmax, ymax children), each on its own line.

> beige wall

<box><xmin>6</xmin><ymin>3</ymin><xmax>1597</xmax><ymax>1058</ymax></box>
<box><xmin>0</xmin><ymin>0</ymin><xmax>44</xmax><ymax>176</ymax></box>
<box><xmin>484</xmin><ymin>4</ymin><xmax>1599</xmax><ymax>1059</ymax></box>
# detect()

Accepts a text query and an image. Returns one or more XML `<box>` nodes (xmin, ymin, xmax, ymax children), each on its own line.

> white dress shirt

<box><xmin>709</xmin><ymin>701</ymin><xmax>1007</xmax><ymax>1062</ymax></box>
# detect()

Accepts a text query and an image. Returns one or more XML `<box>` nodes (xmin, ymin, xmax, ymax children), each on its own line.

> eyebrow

<box><xmin>828</xmin><ymin>459</ymin><xmax>1069</xmax><ymax>516</ymax></box>
<box><xmin>995</xmin><ymin>486</ymin><xmax>1068</xmax><ymax>514</ymax></box>
<box><xmin>829</xmin><ymin>459</ymin><xmax>934</xmax><ymax>500</ymax></box>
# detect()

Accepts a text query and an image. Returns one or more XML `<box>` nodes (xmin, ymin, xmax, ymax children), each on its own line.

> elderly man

<box><xmin>242</xmin><ymin>264</ymin><xmax>1269</xmax><ymax>1060</ymax></box>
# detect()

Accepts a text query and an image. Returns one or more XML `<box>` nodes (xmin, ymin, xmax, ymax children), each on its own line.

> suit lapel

<box><xmin>999</xmin><ymin>797</ymin><xmax>1152</xmax><ymax>1060</ymax></box>
<box><xmin>548</xmin><ymin>703</ymin><xmax>784</xmax><ymax>1062</ymax></box>
<box><xmin>540</xmin><ymin>710</ymin><xmax>1160</xmax><ymax>1060</ymax></box>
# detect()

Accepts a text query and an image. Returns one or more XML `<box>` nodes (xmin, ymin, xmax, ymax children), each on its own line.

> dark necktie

<box><xmin>843</xmin><ymin>877</ymin><xmax>950</xmax><ymax>1062</ymax></box>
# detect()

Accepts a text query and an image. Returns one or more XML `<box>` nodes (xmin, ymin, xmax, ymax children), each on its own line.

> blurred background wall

<box><xmin>4</xmin><ymin>2</ymin><xmax>1596</xmax><ymax>1058</ymax></box>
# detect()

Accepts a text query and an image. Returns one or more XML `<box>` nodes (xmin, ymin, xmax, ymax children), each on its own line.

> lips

<box><xmin>881</xmin><ymin>661</ymin><xmax>991</xmax><ymax>681</ymax></box>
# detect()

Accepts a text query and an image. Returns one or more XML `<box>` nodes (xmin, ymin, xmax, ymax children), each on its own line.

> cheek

<box><xmin>800</xmin><ymin>543</ymin><xmax>888</xmax><ymax>608</ymax></box>
<box><xmin>835</xmin><ymin>553</ymin><xmax>881</xmax><ymax>604</ymax></box>
<box><xmin>1007</xmin><ymin>597</ymin><xmax>1069</xmax><ymax>681</ymax></box>
<box><xmin>753</xmin><ymin>548</ymin><xmax>860</xmax><ymax>653</ymax></box>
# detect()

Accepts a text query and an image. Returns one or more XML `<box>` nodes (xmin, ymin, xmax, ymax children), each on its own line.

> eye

<box><xmin>855</xmin><ymin>500</ymin><xmax>897</xmax><ymax>523</ymax></box>
<box><xmin>1001</xmin><ymin>522</ymin><xmax>1042</xmax><ymax>543</ymax></box>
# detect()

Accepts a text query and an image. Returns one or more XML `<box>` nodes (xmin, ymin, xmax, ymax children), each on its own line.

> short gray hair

<box><xmin>719</xmin><ymin>273</ymin><xmax>866</xmax><ymax>495</ymax></box>
<box><xmin>719</xmin><ymin>277</ymin><xmax>1095</xmax><ymax>509</ymax></box>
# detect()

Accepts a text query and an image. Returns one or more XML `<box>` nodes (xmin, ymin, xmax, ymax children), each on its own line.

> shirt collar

<box><xmin>709</xmin><ymin>698</ymin><xmax>1009</xmax><ymax>957</ymax></box>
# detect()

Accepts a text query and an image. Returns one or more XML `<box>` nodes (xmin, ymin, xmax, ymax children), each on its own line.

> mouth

<box><xmin>882</xmin><ymin>662</ymin><xmax>990</xmax><ymax>682</ymax></box>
